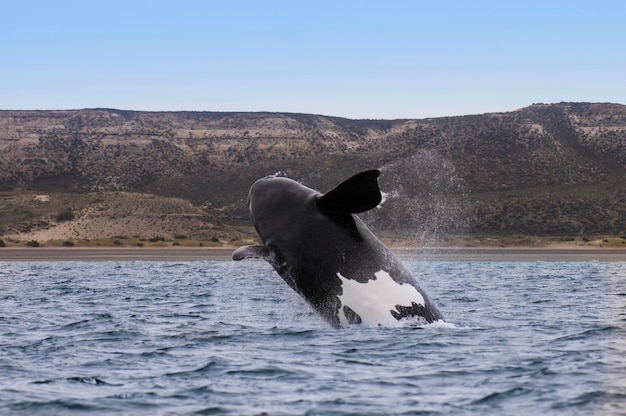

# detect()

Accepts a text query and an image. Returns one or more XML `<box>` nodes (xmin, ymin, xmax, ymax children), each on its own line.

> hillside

<box><xmin>1</xmin><ymin>102</ymin><xmax>625</xmax><ymax>246</ymax></box>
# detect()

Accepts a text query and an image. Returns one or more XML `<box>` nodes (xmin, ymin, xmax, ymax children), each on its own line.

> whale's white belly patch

<box><xmin>336</xmin><ymin>270</ymin><xmax>425</xmax><ymax>327</ymax></box>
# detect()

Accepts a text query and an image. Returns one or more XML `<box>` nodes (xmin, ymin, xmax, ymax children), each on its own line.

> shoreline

<box><xmin>1</xmin><ymin>246</ymin><xmax>625</xmax><ymax>262</ymax></box>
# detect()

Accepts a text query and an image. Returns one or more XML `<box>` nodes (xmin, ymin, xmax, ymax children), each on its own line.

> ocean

<box><xmin>1</xmin><ymin>259</ymin><xmax>625</xmax><ymax>415</ymax></box>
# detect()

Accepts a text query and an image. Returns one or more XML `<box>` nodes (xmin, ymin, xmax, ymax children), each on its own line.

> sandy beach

<box><xmin>0</xmin><ymin>247</ymin><xmax>236</xmax><ymax>262</ymax></box>
<box><xmin>1</xmin><ymin>246</ymin><xmax>625</xmax><ymax>262</ymax></box>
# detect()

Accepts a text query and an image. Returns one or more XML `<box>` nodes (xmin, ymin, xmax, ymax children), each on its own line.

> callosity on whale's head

<box><xmin>232</xmin><ymin>169</ymin><xmax>443</xmax><ymax>327</ymax></box>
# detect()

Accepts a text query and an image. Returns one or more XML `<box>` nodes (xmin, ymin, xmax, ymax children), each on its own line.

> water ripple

<box><xmin>1</xmin><ymin>260</ymin><xmax>625</xmax><ymax>415</ymax></box>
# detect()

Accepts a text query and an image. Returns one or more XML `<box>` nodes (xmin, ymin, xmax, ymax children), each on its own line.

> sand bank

<box><xmin>0</xmin><ymin>247</ymin><xmax>236</xmax><ymax>262</ymax></box>
<box><xmin>1</xmin><ymin>246</ymin><xmax>625</xmax><ymax>262</ymax></box>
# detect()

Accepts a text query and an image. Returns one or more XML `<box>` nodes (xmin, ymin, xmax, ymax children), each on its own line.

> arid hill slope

<box><xmin>1</xmin><ymin>102</ymin><xmax>625</xmax><ymax>243</ymax></box>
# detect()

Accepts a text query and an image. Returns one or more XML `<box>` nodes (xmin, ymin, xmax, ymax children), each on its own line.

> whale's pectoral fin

<box><xmin>232</xmin><ymin>245</ymin><xmax>274</xmax><ymax>261</ymax></box>
<box><xmin>233</xmin><ymin>245</ymin><xmax>288</xmax><ymax>280</ymax></box>
<box><xmin>317</xmin><ymin>169</ymin><xmax>382</xmax><ymax>213</ymax></box>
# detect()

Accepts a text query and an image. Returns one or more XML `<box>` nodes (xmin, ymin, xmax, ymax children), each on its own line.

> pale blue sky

<box><xmin>2</xmin><ymin>0</ymin><xmax>625</xmax><ymax>119</ymax></box>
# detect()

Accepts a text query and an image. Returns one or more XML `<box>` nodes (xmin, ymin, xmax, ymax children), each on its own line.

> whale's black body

<box><xmin>233</xmin><ymin>170</ymin><xmax>443</xmax><ymax>327</ymax></box>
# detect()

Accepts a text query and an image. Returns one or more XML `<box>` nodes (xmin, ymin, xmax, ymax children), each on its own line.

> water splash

<box><xmin>366</xmin><ymin>149</ymin><xmax>470</xmax><ymax>246</ymax></box>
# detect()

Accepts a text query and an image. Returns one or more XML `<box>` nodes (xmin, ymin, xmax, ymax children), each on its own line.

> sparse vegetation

<box><xmin>56</xmin><ymin>210</ymin><xmax>75</xmax><ymax>222</ymax></box>
<box><xmin>1</xmin><ymin>104</ymin><xmax>625</xmax><ymax>246</ymax></box>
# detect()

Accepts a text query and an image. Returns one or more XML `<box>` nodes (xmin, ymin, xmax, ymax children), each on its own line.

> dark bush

<box><xmin>62</xmin><ymin>241</ymin><xmax>75</xmax><ymax>247</ymax></box>
<box><xmin>56</xmin><ymin>210</ymin><xmax>75</xmax><ymax>222</ymax></box>
<box><xmin>0</xmin><ymin>239</ymin><xmax>6</xmax><ymax>247</ymax></box>
<box><xmin>26</xmin><ymin>240</ymin><xmax>40</xmax><ymax>247</ymax></box>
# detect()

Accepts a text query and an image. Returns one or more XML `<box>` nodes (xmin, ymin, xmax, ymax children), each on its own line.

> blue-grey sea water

<box><xmin>1</xmin><ymin>259</ymin><xmax>625</xmax><ymax>415</ymax></box>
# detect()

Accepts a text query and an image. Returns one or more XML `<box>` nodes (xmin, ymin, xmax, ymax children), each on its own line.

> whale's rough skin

<box><xmin>232</xmin><ymin>170</ymin><xmax>443</xmax><ymax>328</ymax></box>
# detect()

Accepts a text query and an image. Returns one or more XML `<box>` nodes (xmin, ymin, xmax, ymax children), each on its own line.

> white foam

<box><xmin>377</xmin><ymin>190</ymin><xmax>398</xmax><ymax>208</ymax></box>
<box><xmin>336</xmin><ymin>270</ymin><xmax>425</xmax><ymax>327</ymax></box>
<box><xmin>399</xmin><ymin>319</ymin><xmax>455</xmax><ymax>329</ymax></box>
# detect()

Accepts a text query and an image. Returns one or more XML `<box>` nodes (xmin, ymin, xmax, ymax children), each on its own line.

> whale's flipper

<box><xmin>232</xmin><ymin>244</ymin><xmax>286</xmax><ymax>269</ymax></box>
<box><xmin>232</xmin><ymin>245</ymin><xmax>294</xmax><ymax>289</ymax></box>
<box><xmin>232</xmin><ymin>245</ymin><xmax>275</xmax><ymax>261</ymax></box>
<box><xmin>317</xmin><ymin>169</ymin><xmax>382</xmax><ymax>214</ymax></box>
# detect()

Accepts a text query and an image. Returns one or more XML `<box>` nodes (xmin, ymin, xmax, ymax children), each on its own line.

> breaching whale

<box><xmin>232</xmin><ymin>169</ymin><xmax>443</xmax><ymax>327</ymax></box>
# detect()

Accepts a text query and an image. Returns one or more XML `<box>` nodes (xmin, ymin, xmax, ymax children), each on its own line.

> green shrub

<box><xmin>26</xmin><ymin>240</ymin><xmax>40</xmax><ymax>247</ymax></box>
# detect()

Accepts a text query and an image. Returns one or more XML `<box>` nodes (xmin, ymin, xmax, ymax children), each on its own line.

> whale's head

<box><xmin>246</xmin><ymin>170</ymin><xmax>382</xmax><ymax>245</ymax></box>
<box><xmin>247</xmin><ymin>174</ymin><xmax>317</xmax><ymax>243</ymax></box>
